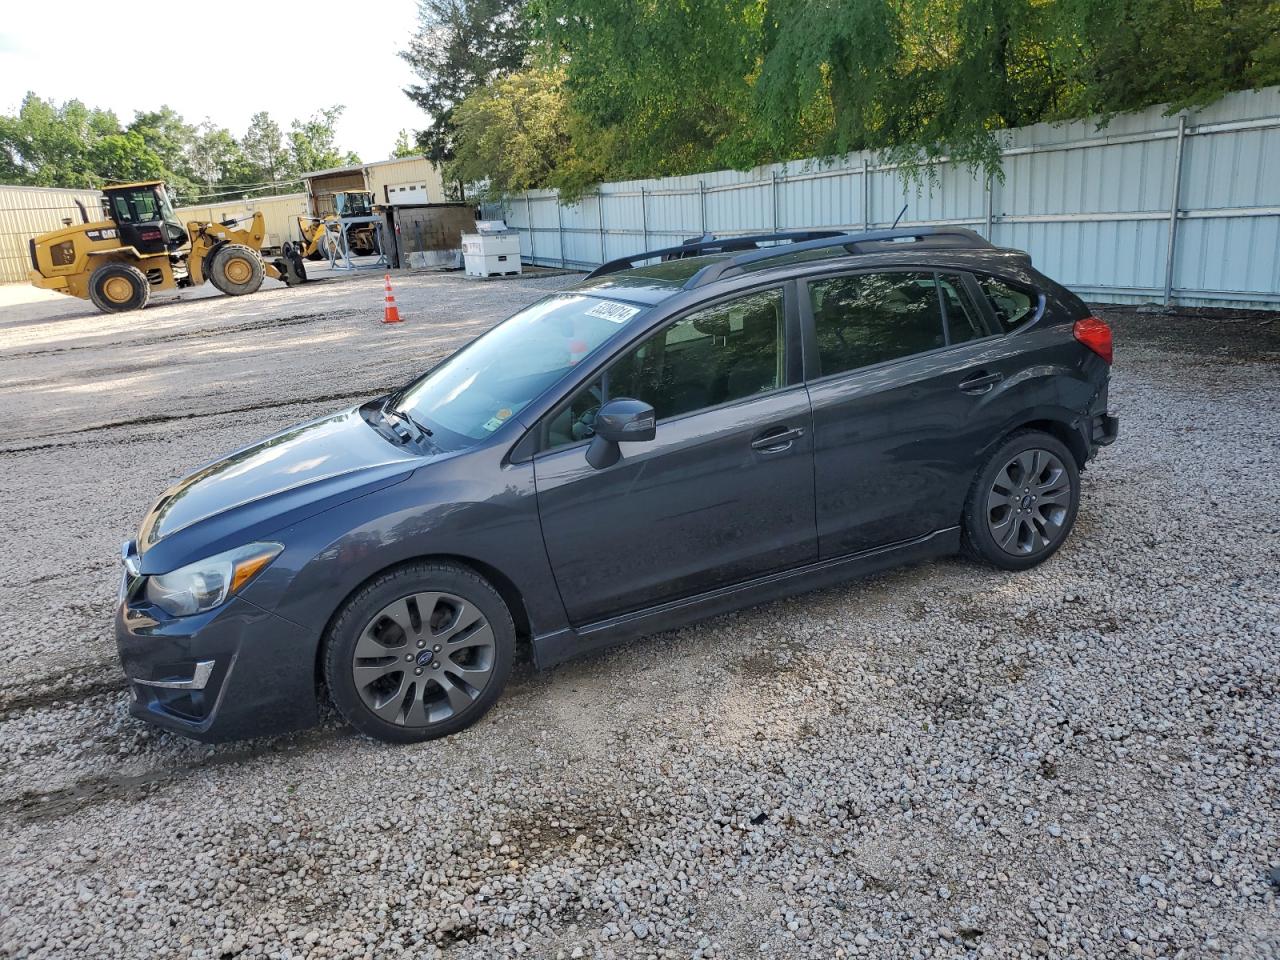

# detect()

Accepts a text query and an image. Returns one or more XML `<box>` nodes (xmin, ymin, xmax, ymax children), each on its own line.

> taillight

<box><xmin>1073</xmin><ymin>316</ymin><xmax>1112</xmax><ymax>365</ymax></box>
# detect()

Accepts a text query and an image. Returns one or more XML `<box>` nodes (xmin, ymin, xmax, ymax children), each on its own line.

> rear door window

<box><xmin>808</xmin><ymin>271</ymin><xmax>946</xmax><ymax>376</ymax></box>
<box><xmin>938</xmin><ymin>274</ymin><xmax>986</xmax><ymax>345</ymax></box>
<box><xmin>976</xmin><ymin>275</ymin><xmax>1039</xmax><ymax>332</ymax></box>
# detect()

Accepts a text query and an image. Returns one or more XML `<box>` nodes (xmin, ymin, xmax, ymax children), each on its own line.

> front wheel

<box><xmin>208</xmin><ymin>243</ymin><xmax>265</xmax><ymax>296</ymax></box>
<box><xmin>323</xmin><ymin>562</ymin><xmax>515</xmax><ymax>743</ymax></box>
<box><xmin>961</xmin><ymin>430</ymin><xmax>1080</xmax><ymax>570</ymax></box>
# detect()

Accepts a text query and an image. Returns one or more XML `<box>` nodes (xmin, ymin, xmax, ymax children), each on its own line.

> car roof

<box><xmin>572</xmin><ymin>229</ymin><xmax>1039</xmax><ymax>306</ymax></box>
<box><xmin>575</xmin><ymin>254</ymin><xmax>733</xmax><ymax>305</ymax></box>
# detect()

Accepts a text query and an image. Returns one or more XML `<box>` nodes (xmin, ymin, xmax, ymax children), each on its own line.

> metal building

<box><xmin>301</xmin><ymin>157</ymin><xmax>447</xmax><ymax>217</ymax></box>
<box><xmin>0</xmin><ymin>185</ymin><xmax>102</xmax><ymax>284</ymax></box>
<box><xmin>173</xmin><ymin>192</ymin><xmax>310</xmax><ymax>253</ymax></box>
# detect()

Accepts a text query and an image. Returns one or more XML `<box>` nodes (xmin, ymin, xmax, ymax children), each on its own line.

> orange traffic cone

<box><xmin>382</xmin><ymin>274</ymin><xmax>403</xmax><ymax>324</ymax></box>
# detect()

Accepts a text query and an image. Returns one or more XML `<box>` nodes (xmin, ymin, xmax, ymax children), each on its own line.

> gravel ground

<box><xmin>0</xmin><ymin>273</ymin><xmax>1276</xmax><ymax>959</ymax></box>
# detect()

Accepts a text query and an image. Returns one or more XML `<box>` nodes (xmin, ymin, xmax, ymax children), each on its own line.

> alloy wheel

<box><xmin>986</xmin><ymin>448</ymin><xmax>1072</xmax><ymax>556</ymax></box>
<box><xmin>351</xmin><ymin>591</ymin><xmax>496</xmax><ymax>727</ymax></box>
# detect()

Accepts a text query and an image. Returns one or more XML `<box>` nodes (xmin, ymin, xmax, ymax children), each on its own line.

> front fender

<box><xmin>241</xmin><ymin>451</ymin><xmax>568</xmax><ymax>641</ymax></box>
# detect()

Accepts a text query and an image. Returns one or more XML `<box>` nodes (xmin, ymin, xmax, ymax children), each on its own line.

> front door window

<box><xmin>543</xmin><ymin>287</ymin><xmax>785</xmax><ymax>449</ymax></box>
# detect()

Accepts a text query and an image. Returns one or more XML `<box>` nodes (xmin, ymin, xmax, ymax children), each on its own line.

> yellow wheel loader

<box><xmin>27</xmin><ymin>181</ymin><xmax>307</xmax><ymax>313</ymax></box>
<box><xmin>295</xmin><ymin>191</ymin><xmax>381</xmax><ymax>261</ymax></box>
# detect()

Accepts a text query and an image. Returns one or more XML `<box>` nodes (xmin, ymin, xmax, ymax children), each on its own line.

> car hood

<box><xmin>138</xmin><ymin>407</ymin><xmax>419</xmax><ymax>562</ymax></box>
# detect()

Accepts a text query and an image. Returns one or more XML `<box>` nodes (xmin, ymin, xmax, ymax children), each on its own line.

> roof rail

<box><xmin>682</xmin><ymin>226</ymin><xmax>994</xmax><ymax>288</ymax></box>
<box><xmin>583</xmin><ymin>230</ymin><xmax>849</xmax><ymax>280</ymax></box>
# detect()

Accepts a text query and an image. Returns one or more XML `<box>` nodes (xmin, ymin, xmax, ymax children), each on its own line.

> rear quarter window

<box><xmin>976</xmin><ymin>275</ymin><xmax>1039</xmax><ymax>333</ymax></box>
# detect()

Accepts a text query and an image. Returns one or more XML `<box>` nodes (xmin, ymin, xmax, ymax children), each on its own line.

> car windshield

<box><xmin>393</xmin><ymin>293</ymin><xmax>644</xmax><ymax>447</ymax></box>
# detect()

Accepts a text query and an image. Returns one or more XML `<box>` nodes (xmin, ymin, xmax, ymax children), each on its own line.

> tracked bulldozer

<box><xmin>27</xmin><ymin>181</ymin><xmax>308</xmax><ymax>313</ymax></box>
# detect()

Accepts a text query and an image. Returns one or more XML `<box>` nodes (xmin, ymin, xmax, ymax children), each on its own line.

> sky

<box><xmin>0</xmin><ymin>0</ymin><xmax>428</xmax><ymax>163</ymax></box>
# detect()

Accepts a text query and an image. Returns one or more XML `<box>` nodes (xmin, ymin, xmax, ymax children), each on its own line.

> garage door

<box><xmin>386</xmin><ymin>182</ymin><xmax>430</xmax><ymax>205</ymax></box>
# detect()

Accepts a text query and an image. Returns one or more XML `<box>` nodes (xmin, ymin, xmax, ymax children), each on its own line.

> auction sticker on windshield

<box><xmin>585</xmin><ymin>301</ymin><xmax>640</xmax><ymax>323</ymax></box>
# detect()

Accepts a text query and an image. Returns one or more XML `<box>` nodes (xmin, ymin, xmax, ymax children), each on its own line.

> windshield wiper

<box><xmin>395</xmin><ymin>407</ymin><xmax>433</xmax><ymax>438</ymax></box>
<box><xmin>379</xmin><ymin>399</ymin><xmax>435</xmax><ymax>448</ymax></box>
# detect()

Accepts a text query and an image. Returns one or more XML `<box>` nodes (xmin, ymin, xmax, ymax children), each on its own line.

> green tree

<box><xmin>401</xmin><ymin>0</ymin><xmax>530</xmax><ymax>164</ymax></box>
<box><xmin>288</xmin><ymin>107</ymin><xmax>360</xmax><ymax>173</ymax></box>
<box><xmin>390</xmin><ymin>129</ymin><xmax>420</xmax><ymax>159</ymax></box>
<box><xmin>524</xmin><ymin>0</ymin><xmax>1280</xmax><ymax>189</ymax></box>
<box><xmin>447</xmin><ymin>68</ymin><xmax>609</xmax><ymax>200</ymax></box>
<box><xmin>127</xmin><ymin>106</ymin><xmax>198</xmax><ymax>195</ymax></box>
<box><xmin>535</xmin><ymin>0</ymin><xmax>770</xmax><ymax>177</ymax></box>
<box><xmin>1057</xmin><ymin>0</ymin><xmax>1280</xmax><ymax>117</ymax></box>
<box><xmin>755</xmin><ymin>0</ymin><xmax>1054</xmax><ymax>177</ymax></box>
<box><xmin>187</xmin><ymin>123</ymin><xmax>250</xmax><ymax>199</ymax></box>
<box><xmin>88</xmin><ymin>132</ymin><xmax>167</xmax><ymax>184</ymax></box>
<box><xmin>240</xmin><ymin>111</ymin><xmax>294</xmax><ymax>191</ymax></box>
<box><xmin>0</xmin><ymin>93</ymin><xmax>121</xmax><ymax>187</ymax></box>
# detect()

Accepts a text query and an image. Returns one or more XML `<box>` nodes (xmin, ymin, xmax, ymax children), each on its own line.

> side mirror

<box><xmin>585</xmin><ymin>398</ymin><xmax>655</xmax><ymax>469</ymax></box>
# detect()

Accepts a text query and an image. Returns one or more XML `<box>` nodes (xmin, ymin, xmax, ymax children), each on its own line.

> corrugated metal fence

<box><xmin>0</xmin><ymin>185</ymin><xmax>102</xmax><ymax>284</ymax></box>
<box><xmin>500</xmin><ymin>86</ymin><xmax>1280</xmax><ymax>310</ymax></box>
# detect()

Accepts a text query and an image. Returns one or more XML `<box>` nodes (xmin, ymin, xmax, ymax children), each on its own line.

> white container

<box><xmin>462</xmin><ymin>231</ymin><xmax>522</xmax><ymax>278</ymax></box>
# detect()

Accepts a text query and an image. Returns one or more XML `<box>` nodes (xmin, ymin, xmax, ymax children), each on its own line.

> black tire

<box><xmin>282</xmin><ymin>243</ymin><xmax>308</xmax><ymax>284</ymax></box>
<box><xmin>208</xmin><ymin>243</ymin><xmax>265</xmax><ymax>296</ymax></box>
<box><xmin>87</xmin><ymin>262</ymin><xmax>150</xmax><ymax>313</ymax></box>
<box><xmin>961</xmin><ymin>429</ymin><xmax>1080</xmax><ymax>571</ymax></box>
<box><xmin>322</xmin><ymin>562</ymin><xmax>515</xmax><ymax>743</ymax></box>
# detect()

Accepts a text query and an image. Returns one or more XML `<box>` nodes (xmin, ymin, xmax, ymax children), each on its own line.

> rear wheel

<box><xmin>323</xmin><ymin>562</ymin><xmax>515</xmax><ymax>743</ymax></box>
<box><xmin>208</xmin><ymin>243</ymin><xmax>264</xmax><ymax>296</ymax></box>
<box><xmin>87</xmin><ymin>262</ymin><xmax>150</xmax><ymax>313</ymax></box>
<box><xmin>317</xmin><ymin>231</ymin><xmax>340</xmax><ymax>262</ymax></box>
<box><xmin>962</xmin><ymin>430</ymin><xmax>1080</xmax><ymax>570</ymax></box>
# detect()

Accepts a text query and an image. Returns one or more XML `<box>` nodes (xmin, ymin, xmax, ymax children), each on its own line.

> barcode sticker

<box><xmin>585</xmin><ymin>300</ymin><xmax>640</xmax><ymax>323</ymax></box>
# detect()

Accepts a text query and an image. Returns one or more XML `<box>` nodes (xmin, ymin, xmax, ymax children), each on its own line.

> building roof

<box><xmin>300</xmin><ymin>156</ymin><xmax>434</xmax><ymax>180</ymax></box>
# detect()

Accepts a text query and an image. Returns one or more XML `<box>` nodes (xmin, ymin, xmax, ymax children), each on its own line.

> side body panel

<box><xmin>533</xmin><ymin>385</ymin><xmax>818</xmax><ymax>625</ymax></box>
<box><xmin>800</xmin><ymin>267</ymin><xmax>1104</xmax><ymax>558</ymax></box>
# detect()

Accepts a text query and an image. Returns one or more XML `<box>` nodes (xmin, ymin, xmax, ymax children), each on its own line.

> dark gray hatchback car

<box><xmin>116</xmin><ymin>227</ymin><xmax>1118</xmax><ymax>743</ymax></box>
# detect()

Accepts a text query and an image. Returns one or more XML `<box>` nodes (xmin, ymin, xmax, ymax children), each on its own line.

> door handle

<box><xmin>751</xmin><ymin>425</ymin><xmax>805</xmax><ymax>453</ymax></box>
<box><xmin>958</xmin><ymin>370</ymin><xmax>1003</xmax><ymax>394</ymax></box>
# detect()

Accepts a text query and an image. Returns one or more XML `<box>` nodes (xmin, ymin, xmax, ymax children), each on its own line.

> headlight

<box><xmin>144</xmin><ymin>542</ymin><xmax>283</xmax><ymax>617</ymax></box>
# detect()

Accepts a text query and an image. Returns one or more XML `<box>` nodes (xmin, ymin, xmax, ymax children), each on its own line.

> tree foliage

<box><xmin>0</xmin><ymin>95</ymin><xmax>119</xmax><ymax>188</ymax></box>
<box><xmin>428</xmin><ymin>0</ymin><xmax>1280</xmax><ymax>196</ymax></box>
<box><xmin>0</xmin><ymin>94</ymin><xmax>363</xmax><ymax>202</ymax></box>
<box><xmin>240</xmin><ymin>112</ymin><xmax>291</xmax><ymax>186</ymax></box>
<box><xmin>390</xmin><ymin>129</ymin><xmax>421</xmax><ymax>159</ymax></box>
<box><xmin>288</xmin><ymin>107</ymin><xmax>360</xmax><ymax>174</ymax></box>
<box><xmin>446</xmin><ymin>69</ymin><xmax>610</xmax><ymax>200</ymax></box>
<box><xmin>401</xmin><ymin>0</ymin><xmax>530</xmax><ymax>164</ymax></box>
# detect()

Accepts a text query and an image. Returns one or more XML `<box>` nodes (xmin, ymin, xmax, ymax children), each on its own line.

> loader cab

<box><xmin>102</xmin><ymin>181</ymin><xmax>188</xmax><ymax>254</ymax></box>
<box><xmin>334</xmin><ymin>191</ymin><xmax>373</xmax><ymax>218</ymax></box>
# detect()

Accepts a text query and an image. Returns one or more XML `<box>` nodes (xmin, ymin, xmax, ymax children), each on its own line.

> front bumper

<box><xmin>116</xmin><ymin>592</ymin><xmax>321</xmax><ymax>743</ymax></box>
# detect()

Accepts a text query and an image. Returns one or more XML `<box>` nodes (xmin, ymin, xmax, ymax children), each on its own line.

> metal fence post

<box><xmin>984</xmin><ymin>174</ymin><xmax>994</xmax><ymax>240</ymax></box>
<box><xmin>771</xmin><ymin>170</ymin><xmax>779</xmax><ymax>231</ymax></box>
<box><xmin>699</xmin><ymin>180</ymin><xmax>706</xmax><ymax>235</ymax></box>
<box><xmin>555</xmin><ymin>192</ymin><xmax>565</xmax><ymax>269</ymax></box>
<box><xmin>525</xmin><ymin>192</ymin><xmax>535</xmax><ymax>264</ymax></box>
<box><xmin>597</xmin><ymin>190</ymin><xmax>606</xmax><ymax>265</ymax></box>
<box><xmin>640</xmin><ymin>186</ymin><xmax>648</xmax><ymax>250</ymax></box>
<box><xmin>1163</xmin><ymin>115</ymin><xmax>1187</xmax><ymax>306</ymax></box>
<box><xmin>862</xmin><ymin>159</ymin><xmax>871</xmax><ymax>229</ymax></box>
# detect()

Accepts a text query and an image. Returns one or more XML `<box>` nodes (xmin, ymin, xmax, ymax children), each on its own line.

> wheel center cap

<box><xmin>1020</xmin><ymin>495</ymin><xmax>1033</xmax><ymax>510</ymax></box>
<box><xmin>415</xmin><ymin>650</ymin><xmax>433</xmax><ymax>667</ymax></box>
